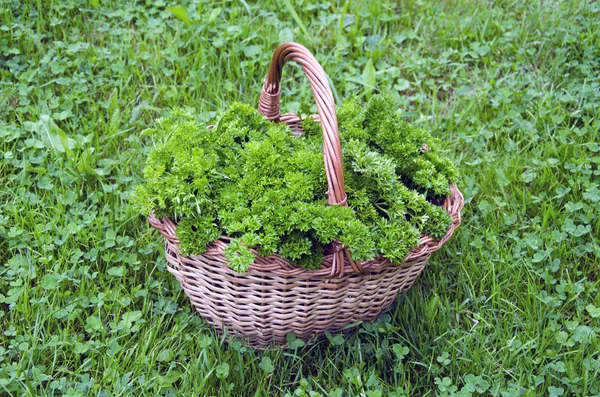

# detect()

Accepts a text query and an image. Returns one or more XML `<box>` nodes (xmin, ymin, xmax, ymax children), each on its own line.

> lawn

<box><xmin>1</xmin><ymin>0</ymin><xmax>599</xmax><ymax>395</ymax></box>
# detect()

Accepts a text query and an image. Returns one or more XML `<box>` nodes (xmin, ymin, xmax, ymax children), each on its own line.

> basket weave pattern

<box><xmin>148</xmin><ymin>43</ymin><xmax>464</xmax><ymax>349</ymax></box>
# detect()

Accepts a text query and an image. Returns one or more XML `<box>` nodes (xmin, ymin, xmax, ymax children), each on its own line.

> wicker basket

<box><xmin>148</xmin><ymin>42</ymin><xmax>464</xmax><ymax>349</ymax></box>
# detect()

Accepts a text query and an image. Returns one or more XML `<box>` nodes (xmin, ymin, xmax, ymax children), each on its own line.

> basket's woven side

<box><xmin>148</xmin><ymin>184</ymin><xmax>463</xmax><ymax>349</ymax></box>
<box><xmin>160</xmin><ymin>236</ymin><xmax>429</xmax><ymax>348</ymax></box>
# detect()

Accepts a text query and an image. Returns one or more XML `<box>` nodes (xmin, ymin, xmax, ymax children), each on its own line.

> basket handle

<box><xmin>258</xmin><ymin>42</ymin><xmax>347</xmax><ymax>207</ymax></box>
<box><xmin>258</xmin><ymin>43</ymin><xmax>362</xmax><ymax>276</ymax></box>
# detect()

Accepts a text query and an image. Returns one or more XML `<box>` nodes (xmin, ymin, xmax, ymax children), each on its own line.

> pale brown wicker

<box><xmin>148</xmin><ymin>42</ymin><xmax>464</xmax><ymax>349</ymax></box>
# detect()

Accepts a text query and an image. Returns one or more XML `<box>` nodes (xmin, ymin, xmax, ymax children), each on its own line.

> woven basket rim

<box><xmin>148</xmin><ymin>183</ymin><xmax>464</xmax><ymax>279</ymax></box>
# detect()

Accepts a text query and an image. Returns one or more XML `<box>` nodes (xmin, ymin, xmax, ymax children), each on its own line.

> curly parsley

<box><xmin>133</xmin><ymin>96</ymin><xmax>458</xmax><ymax>272</ymax></box>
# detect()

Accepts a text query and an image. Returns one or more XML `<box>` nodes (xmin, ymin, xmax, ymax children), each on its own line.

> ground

<box><xmin>1</xmin><ymin>0</ymin><xmax>599</xmax><ymax>396</ymax></box>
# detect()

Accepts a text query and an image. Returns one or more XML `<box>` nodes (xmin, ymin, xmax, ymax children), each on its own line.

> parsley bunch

<box><xmin>133</xmin><ymin>95</ymin><xmax>458</xmax><ymax>272</ymax></box>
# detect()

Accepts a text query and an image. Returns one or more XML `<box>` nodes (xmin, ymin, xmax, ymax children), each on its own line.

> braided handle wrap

<box><xmin>258</xmin><ymin>42</ymin><xmax>360</xmax><ymax>276</ymax></box>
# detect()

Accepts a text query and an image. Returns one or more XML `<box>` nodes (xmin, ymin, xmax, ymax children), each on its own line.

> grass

<box><xmin>1</xmin><ymin>0</ymin><xmax>599</xmax><ymax>395</ymax></box>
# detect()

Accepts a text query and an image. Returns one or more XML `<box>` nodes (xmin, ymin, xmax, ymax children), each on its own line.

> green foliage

<box><xmin>1</xmin><ymin>0</ymin><xmax>599</xmax><ymax>395</ymax></box>
<box><xmin>338</xmin><ymin>95</ymin><xmax>458</xmax><ymax>196</ymax></box>
<box><xmin>134</xmin><ymin>97</ymin><xmax>455</xmax><ymax>271</ymax></box>
<box><xmin>223</xmin><ymin>239</ymin><xmax>255</xmax><ymax>274</ymax></box>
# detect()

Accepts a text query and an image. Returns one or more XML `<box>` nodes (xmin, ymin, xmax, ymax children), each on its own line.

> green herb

<box><xmin>133</xmin><ymin>96</ymin><xmax>457</xmax><ymax>272</ymax></box>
